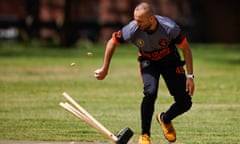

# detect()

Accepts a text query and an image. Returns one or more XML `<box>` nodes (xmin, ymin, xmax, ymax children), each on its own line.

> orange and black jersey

<box><xmin>112</xmin><ymin>15</ymin><xmax>188</xmax><ymax>61</ymax></box>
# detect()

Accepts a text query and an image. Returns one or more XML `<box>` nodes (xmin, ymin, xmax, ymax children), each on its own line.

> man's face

<box><xmin>134</xmin><ymin>13</ymin><xmax>152</xmax><ymax>32</ymax></box>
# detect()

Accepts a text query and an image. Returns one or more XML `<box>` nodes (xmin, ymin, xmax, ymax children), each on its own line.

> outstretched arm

<box><xmin>94</xmin><ymin>38</ymin><xmax>117</xmax><ymax>80</ymax></box>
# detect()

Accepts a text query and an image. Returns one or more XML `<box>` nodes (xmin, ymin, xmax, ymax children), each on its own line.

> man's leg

<box><xmin>139</xmin><ymin>59</ymin><xmax>160</xmax><ymax>136</ymax></box>
<box><xmin>156</xmin><ymin>64</ymin><xmax>192</xmax><ymax>142</ymax></box>
<box><xmin>161</xmin><ymin>65</ymin><xmax>192</xmax><ymax>123</ymax></box>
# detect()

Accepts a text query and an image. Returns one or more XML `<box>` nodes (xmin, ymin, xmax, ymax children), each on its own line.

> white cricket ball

<box><xmin>70</xmin><ymin>63</ymin><xmax>76</xmax><ymax>66</ymax></box>
<box><xmin>87</xmin><ymin>52</ymin><xmax>93</xmax><ymax>56</ymax></box>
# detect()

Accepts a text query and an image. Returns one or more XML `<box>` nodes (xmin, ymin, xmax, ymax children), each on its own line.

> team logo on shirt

<box><xmin>137</xmin><ymin>39</ymin><xmax>144</xmax><ymax>47</ymax></box>
<box><xmin>159</xmin><ymin>39</ymin><xmax>168</xmax><ymax>48</ymax></box>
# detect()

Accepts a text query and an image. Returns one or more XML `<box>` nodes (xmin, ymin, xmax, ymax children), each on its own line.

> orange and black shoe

<box><xmin>138</xmin><ymin>134</ymin><xmax>151</xmax><ymax>144</ymax></box>
<box><xmin>156</xmin><ymin>113</ymin><xmax>176</xmax><ymax>142</ymax></box>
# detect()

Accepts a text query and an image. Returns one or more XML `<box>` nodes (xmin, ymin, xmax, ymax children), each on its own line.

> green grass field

<box><xmin>0</xmin><ymin>41</ymin><xmax>240</xmax><ymax>144</ymax></box>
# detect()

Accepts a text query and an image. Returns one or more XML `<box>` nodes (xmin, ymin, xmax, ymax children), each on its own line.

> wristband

<box><xmin>186</xmin><ymin>74</ymin><xmax>194</xmax><ymax>79</ymax></box>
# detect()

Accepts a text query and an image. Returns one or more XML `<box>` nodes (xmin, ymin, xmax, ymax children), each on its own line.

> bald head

<box><xmin>133</xmin><ymin>2</ymin><xmax>157</xmax><ymax>32</ymax></box>
<box><xmin>134</xmin><ymin>2</ymin><xmax>154</xmax><ymax>18</ymax></box>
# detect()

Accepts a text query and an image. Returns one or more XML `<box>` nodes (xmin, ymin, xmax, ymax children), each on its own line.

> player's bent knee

<box><xmin>176</xmin><ymin>99</ymin><xmax>192</xmax><ymax>113</ymax></box>
<box><xmin>182</xmin><ymin>100</ymin><xmax>192</xmax><ymax>112</ymax></box>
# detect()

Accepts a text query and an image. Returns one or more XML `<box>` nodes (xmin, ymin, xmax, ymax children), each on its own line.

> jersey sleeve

<box><xmin>112</xmin><ymin>30</ymin><xmax>124</xmax><ymax>45</ymax></box>
<box><xmin>169</xmin><ymin>22</ymin><xmax>181</xmax><ymax>40</ymax></box>
<box><xmin>163</xmin><ymin>17</ymin><xmax>187</xmax><ymax>47</ymax></box>
<box><xmin>157</xmin><ymin>15</ymin><xmax>188</xmax><ymax>47</ymax></box>
<box><xmin>111</xmin><ymin>20</ymin><xmax>137</xmax><ymax>45</ymax></box>
<box><xmin>174</xmin><ymin>32</ymin><xmax>188</xmax><ymax>47</ymax></box>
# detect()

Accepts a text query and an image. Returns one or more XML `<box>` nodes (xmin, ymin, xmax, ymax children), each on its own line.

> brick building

<box><xmin>0</xmin><ymin>0</ymin><xmax>239</xmax><ymax>45</ymax></box>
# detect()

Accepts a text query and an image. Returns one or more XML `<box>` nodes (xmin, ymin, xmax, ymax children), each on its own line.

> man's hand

<box><xmin>94</xmin><ymin>68</ymin><xmax>108</xmax><ymax>80</ymax></box>
<box><xmin>186</xmin><ymin>78</ymin><xmax>195</xmax><ymax>96</ymax></box>
<box><xmin>94</xmin><ymin>38</ymin><xmax>117</xmax><ymax>81</ymax></box>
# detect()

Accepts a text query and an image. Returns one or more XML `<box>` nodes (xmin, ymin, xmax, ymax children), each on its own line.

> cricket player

<box><xmin>94</xmin><ymin>2</ymin><xmax>195</xmax><ymax>144</ymax></box>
